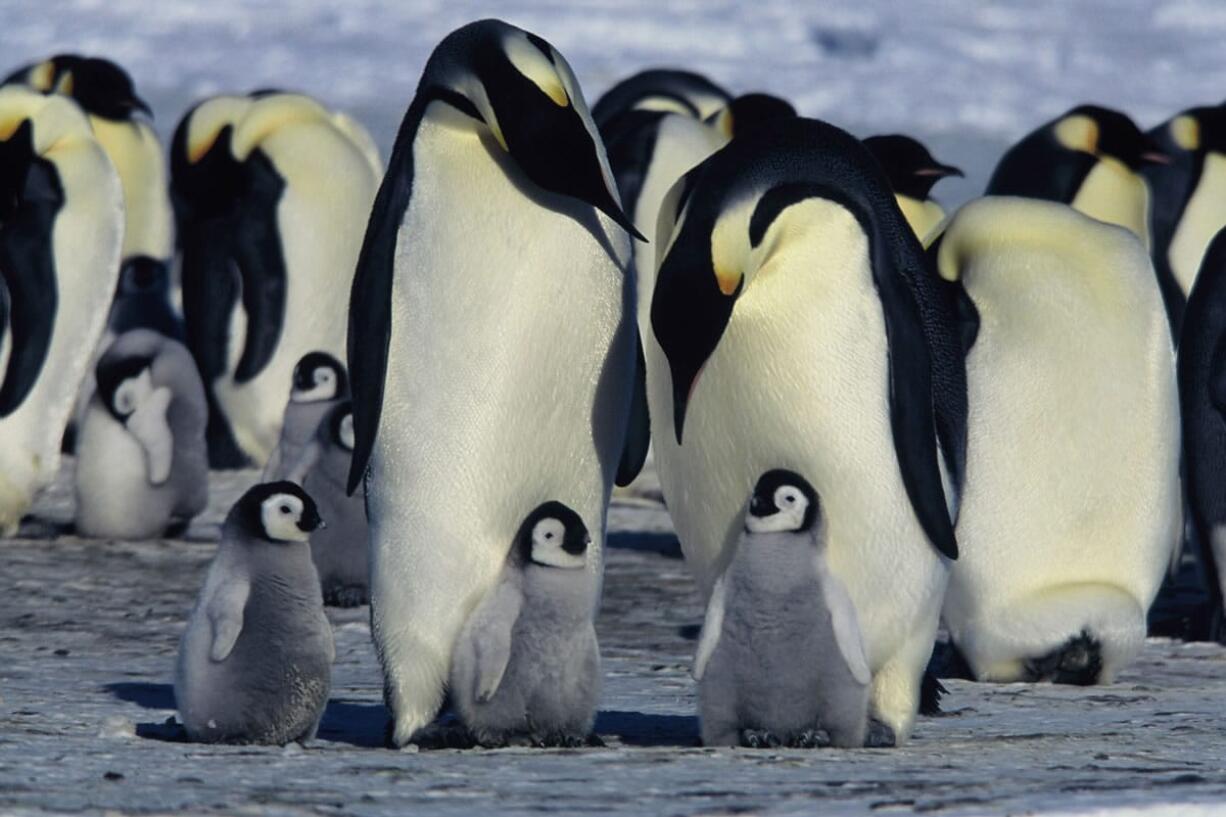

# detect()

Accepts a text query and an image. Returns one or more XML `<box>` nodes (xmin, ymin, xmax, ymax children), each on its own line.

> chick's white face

<box><xmin>337</xmin><ymin>414</ymin><xmax>355</xmax><ymax>451</ymax></box>
<box><xmin>530</xmin><ymin>517</ymin><xmax>587</xmax><ymax>569</ymax></box>
<box><xmin>292</xmin><ymin>366</ymin><xmax>338</xmax><ymax>403</ymax></box>
<box><xmin>745</xmin><ymin>484</ymin><xmax>811</xmax><ymax>534</ymax></box>
<box><xmin>112</xmin><ymin>368</ymin><xmax>155</xmax><ymax>419</ymax></box>
<box><xmin>260</xmin><ymin>493</ymin><xmax>310</xmax><ymax>542</ymax></box>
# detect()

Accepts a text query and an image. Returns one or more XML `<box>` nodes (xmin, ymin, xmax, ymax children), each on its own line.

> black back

<box><xmin>591</xmin><ymin>68</ymin><xmax>731</xmax><ymax>131</ymax></box>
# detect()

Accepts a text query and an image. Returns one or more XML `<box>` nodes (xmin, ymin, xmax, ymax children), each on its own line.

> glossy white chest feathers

<box><xmin>1070</xmin><ymin>156</ymin><xmax>1152</xmax><ymax>249</ymax></box>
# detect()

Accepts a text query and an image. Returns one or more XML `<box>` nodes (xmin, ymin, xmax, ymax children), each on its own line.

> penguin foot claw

<box><xmin>790</xmin><ymin>729</ymin><xmax>831</xmax><ymax>749</ymax></box>
<box><xmin>864</xmin><ymin>719</ymin><xmax>896</xmax><ymax>748</ymax></box>
<box><xmin>740</xmin><ymin>729</ymin><xmax>782</xmax><ymax>749</ymax></box>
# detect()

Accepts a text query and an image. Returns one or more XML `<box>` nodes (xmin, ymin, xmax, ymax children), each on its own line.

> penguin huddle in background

<box><xmin>75</xmin><ymin>330</ymin><xmax>208</xmax><ymax>539</ymax></box>
<box><xmin>171</xmin><ymin>90</ymin><xmax>381</xmax><ymax>469</ymax></box>
<box><xmin>0</xmin><ymin>85</ymin><xmax>123</xmax><ymax>536</ymax></box>
<box><xmin>591</xmin><ymin>68</ymin><xmax>732</xmax><ymax>129</ymax></box>
<box><xmin>862</xmin><ymin>134</ymin><xmax>963</xmax><ymax>245</ymax></box>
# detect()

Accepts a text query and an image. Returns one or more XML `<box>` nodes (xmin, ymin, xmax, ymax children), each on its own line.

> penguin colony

<box><xmin>1</xmin><ymin>18</ymin><xmax>1221</xmax><ymax>751</ymax></box>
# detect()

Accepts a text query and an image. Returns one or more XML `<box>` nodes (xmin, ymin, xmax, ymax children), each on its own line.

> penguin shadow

<box><xmin>594</xmin><ymin>710</ymin><xmax>700</xmax><ymax>747</ymax></box>
<box><xmin>607</xmin><ymin>531</ymin><xmax>683</xmax><ymax>559</ymax></box>
<box><xmin>103</xmin><ymin>682</ymin><xmax>188</xmax><ymax>741</ymax></box>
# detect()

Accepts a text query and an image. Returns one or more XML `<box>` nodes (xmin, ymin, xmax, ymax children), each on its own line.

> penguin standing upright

<box><xmin>263</xmin><ymin>351</ymin><xmax>349</xmax><ymax>482</ymax></box>
<box><xmin>591</xmin><ymin>68</ymin><xmax>730</xmax><ymax>131</ymax></box>
<box><xmin>345</xmin><ymin>20</ymin><xmax>643</xmax><ymax>747</ymax></box>
<box><xmin>0</xmin><ymin>86</ymin><xmax>123</xmax><ymax>534</ymax></box>
<box><xmin>937</xmin><ymin>197</ymin><xmax>1179</xmax><ymax>684</ymax></box>
<box><xmin>645</xmin><ymin>117</ymin><xmax>965</xmax><ymax>744</ymax></box>
<box><xmin>862</xmin><ymin>134</ymin><xmax>962</xmax><ymax>245</ymax></box>
<box><xmin>171</xmin><ymin>92</ymin><xmax>381</xmax><ymax>467</ymax></box>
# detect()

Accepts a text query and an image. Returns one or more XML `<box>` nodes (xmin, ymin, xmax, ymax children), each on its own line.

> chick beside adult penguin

<box><xmin>175</xmin><ymin>482</ymin><xmax>332</xmax><ymax>745</ymax></box>
<box><xmin>863</xmin><ymin>133</ymin><xmax>962</xmax><ymax>245</ymax></box>
<box><xmin>263</xmin><ymin>351</ymin><xmax>349</xmax><ymax>482</ymax></box>
<box><xmin>75</xmin><ymin>329</ymin><xmax>208</xmax><ymax>539</ymax></box>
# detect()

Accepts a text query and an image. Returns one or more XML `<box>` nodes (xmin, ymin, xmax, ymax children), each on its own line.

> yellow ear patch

<box><xmin>504</xmin><ymin>33</ymin><xmax>570</xmax><ymax>108</ymax></box>
<box><xmin>54</xmin><ymin>70</ymin><xmax>74</xmax><ymax>97</ymax></box>
<box><xmin>1170</xmin><ymin>115</ymin><xmax>1200</xmax><ymax>152</ymax></box>
<box><xmin>184</xmin><ymin>96</ymin><xmax>251</xmax><ymax>164</ymax></box>
<box><xmin>1054</xmin><ymin>114</ymin><xmax>1099</xmax><ymax>154</ymax></box>
<box><xmin>713</xmin><ymin>108</ymin><xmax>734</xmax><ymax>139</ymax></box>
<box><xmin>27</xmin><ymin>61</ymin><xmax>54</xmax><ymax>92</ymax></box>
<box><xmin>229</xmin><ymin>94</ymin><xmax>332</xmax><ymax>161</ymax></box>
<box><xmin>0</xmin><ymin>114</ymin><xmax>26</xmax><ymax>142</ymax></box>
<box><xmin>708</xmin><ymin>193</ymin><xmax>762</xmax><ymax>296</ymax></box>
<box><xmin>714</xmin><ymin>261</ymin><xmax>742</xmax><ymax>295</ymax></box>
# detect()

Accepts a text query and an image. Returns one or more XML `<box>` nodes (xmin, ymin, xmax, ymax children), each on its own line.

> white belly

<box><xmin>74</xmin><ymin>401</ymin><xmax>174</xmax><ymax>538</ymax></box>
<box><xmin>1070</xmin><ymin>157</ymin><xmax>1152</xmax><ymax>249</ymax></box>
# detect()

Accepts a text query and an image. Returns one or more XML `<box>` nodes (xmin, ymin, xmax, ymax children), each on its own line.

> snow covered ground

<box><xmin>3</xmin><ymin>1</ymin><xmax>1226</xmax><ymax>815</ymax></box>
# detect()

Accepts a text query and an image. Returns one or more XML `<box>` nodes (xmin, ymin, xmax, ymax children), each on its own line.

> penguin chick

<box><xmin>285</xmin><ymin>401</ymin><xmax>369</xmax><ymax>607</ymax></box>
<box><xmin>694</xmin><ymin>470</ymin><xmax>870</xmax><ymax>749</ymax></box>
<box><xmin>863</xmin><ymin>133</ymin><xmax>963</xmax><ymax>245</ymax></box>
<box><xmin>449</xmin><ymin>502</ymin><xmax>601</xmax><ymax>748</ymax></box>
<box><xmin>74</xmin><ymin>329</ymin><xmax>207</xmax><ymax>538</ymax></box>
<box><xmin>175</xmin><ymin>482</ymin><xmax>333</xmax><ymax>744</ymax></box>
<box><xmin>262</xmin><ymin>351</ymin><xmax>349</xmax><ymax>481</ymax></box>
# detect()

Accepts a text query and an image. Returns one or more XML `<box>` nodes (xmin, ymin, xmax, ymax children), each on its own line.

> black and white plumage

<box><xmin>591</xmin><ymin>68</ymin><xmax>731</xmax><ymax>131</ymax></box>
<box><xmin>263</xmin><ymin>351</ymin><xmax>349</xmax><ymax>482</ymax></box>
<box><xmin>862</xmin><ymin>133</ymin><xmax>962</xmax><ymax>245</ymax></box>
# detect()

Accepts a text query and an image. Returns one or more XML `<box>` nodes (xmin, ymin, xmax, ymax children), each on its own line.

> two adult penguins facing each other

<box><xmin>645</xmin><ymin>117</ymin><xmax>966</xmax><ymax>744</ymax></box>
<box><xmin>0</xmin><ymin>85</ymin><xmax>123</xmax><ymax>535</ymax></box>
<box><xmin>171</xmin><ymin>90</ymin><xmax>381</xmax><ymax>468</ymax></box>
<box><xmin>935</xmin><ymin>197</ymin><xmax>1180</xmax><ymax>684</ymax></box>
<box><xmin>346</xmin><ymin>19</ymin><xmax>645</xmax><ymax>748</ymax></box>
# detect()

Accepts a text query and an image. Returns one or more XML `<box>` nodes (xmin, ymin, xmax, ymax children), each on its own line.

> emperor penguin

<box><xmin>694</xmin><ymin>470</ymin><xmax>870</xmax><ymax>749</ymax></box>
<box><xmin>862</xmin><ymin>134</ymin><xmax>963</xmax><ymax>246</ymax></box>
<box><xmin>1143</xmin><ymin>106</ymin><xmax>1226</xmax><ymax>334</ymax></box>
<box><xmin>985</xmin><ymin>104</ymin><xmax>1168</xmax><ymax>249</ymax></box>
<box><xmin>175</xmin><ymin>481</ymin><xmax>332</xmax><ymax>744</ymax></box>
<box><xmin>345</xmin><ymin>19</ymin><xmax>643</xmax><ymax>747</ymax></box>
<box><xmin>75</xmin><ymin>329</ymin><xmax>208</xmax><ymax>539</ymax></box>
<box><xmin>450</xmin><ymin>501</ymin><xmax>601</xmax><ymax>747</ymax></box>
<box><xmin>646</xmin><ymin>117</ymin><xmax>966</xmax><ymax>744</ymax></box>
<box><xmin>283</xmin><ymin>400</ymin><xmax>368</xmax><ymax>607</ymax></box>
<box><xmin>263</xmin><ymin>351</ymin><xmax>349</xmax><ymax>481</ymax></box>
<box><xmin>591</xmin><ymin>68</ymin><xmax>731</xmax><ymax>131</ymax></box>
<box><xmin>936</xmin><ymin>197</ymin><xmax>1180</xmax><ymax>684</ymax></box>
<box><xmin>0</xmin><ymin>86</ymin><xmax>123</xmax><ymax>535</ymax></box>
<box><xmin>170</xmin><ymin>90</ymin><xmax>381</xmax><ymax>467</ymax></box>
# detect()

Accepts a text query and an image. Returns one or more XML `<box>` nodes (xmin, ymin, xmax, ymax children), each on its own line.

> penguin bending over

<box><xmin>591</xmin><ymin>68</ymin><xmax>730</xmax><ymax>131</ymax></box>
<box><xmin>695</xmin><ymin>470</ymin><xmax>870</xmax><ymax>749</ymax></box>
<box><xmin>863</xmin><ymin>134</ymin><xmax>962</xmax><ymax>246</ymax></box>
<box><xmin>345</xmin><ymin>19</ymin><xmax>643</xmax><ymax>747</ymax></box>
<box><xmin>936</xmin><ymin>197</ymin><xmax>1179</xmax><ymax>684</ymax></box>
<box><xmin>175</xmin><ymin>481</ymin><xmax>332</xmax><ymax>744</ymax></box>
<box><xmin>171</xmin><ymin>91</ymin><xmax>381</xmax><ymax>467</ymax></box>
<box><xmin>646</xmin><ymin>117</ymin><xmax>966</xmax><ymax>743</ymax></box>
<box><xmin>0</xmin><ymin>86</ymin><xmax>123</xmax><ymax>534</ymax></box>
<box><xmin>75</xmin><ymin>329</ymin><xmax>208</xmax><ymax>539</ymax></box>
<box><xmin>450</xmin><ymin>502</ymin><xmax>601</xmax><ymax>747</ymax></box>
<box><xmin>263</xmin><ymin>351</ymin><xmax>349</xmax><ymax>481</ymax></box>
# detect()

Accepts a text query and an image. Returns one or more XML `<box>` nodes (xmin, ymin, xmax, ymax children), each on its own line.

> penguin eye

<box><xmin>785</xmin><ymin>494</ymin><xmax>796</xmax><ymax>504</ymax></box>
<box><xmin>545</xmin><ymin>532</ymin><xmax>554</xmax><ymax>540</ymax></box>
<box><xmin>280</xmin><ymin>505</ymin><xmax>291</xmax><ymax>515</ymax></box>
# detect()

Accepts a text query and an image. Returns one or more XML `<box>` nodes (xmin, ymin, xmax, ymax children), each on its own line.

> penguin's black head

<box><xmin>746</xmin><ymin>469</ymin><xmax>819</xmax><ymax>534</ymax></box>
<box><xmin>424</xmin><ymin>20</ymin><xmax>642</xmax><ymax>240</ymax></box>
<box><xmin>707</xmin><ymin>93</ymin><xmax>797</xmax><ymax>140</ymax></box>
<box><xmin>23</xmin><ymin>55</ymin><xmax>152</xmax><ymax>121</ymax></box>
<box><xmin>862</xmin><ymin>134</ymin><xmax>963</xmax><ymax>200</ymax></box>
<box><xmin>327</xmin><ymin>401</ymin><xmax>356</xmax><ymax>453</ymax></box>
<box><xmin>1155</xmin><ymin>106</ymin><xmax>1226</xmax><ymax>159</ymax></box>
<box><xmin>1058</xmin><ymin>105</ymin><xmax>1168</xmax><ymax>170</ymax></box>
<box><xmin>292</xmin><ymin>351</ymin><xmax>348</xmax><ymax>403</ymax></box>
<box><xmin>237</xmin><ymin>481</ymin><xmax>323</xmax><ymax>544</ymax></box>
<box><xmin>116</xmin><ymin>256</ymin><xmax>170</xmax><ymax>297</ymax></box>
<box><xmin>513</xmin><ymin>500</ymin><xmax>591</xmax><ymax>569</ymax></box>
<box><xmin>96</xmin><ymin>354</ymin><xmax>156</xmax><ymax>422</ymax></box>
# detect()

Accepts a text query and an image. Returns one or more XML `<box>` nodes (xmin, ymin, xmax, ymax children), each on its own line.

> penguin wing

<box><xmin>467</xmin><ymin>579</ymin><xmax>524</xmax><ymax>703</ymax></box>
<box><xmin>821</xmin><ymin>570</ymin><xmax>872</xmax><ymax>686</ymax></box>
<box><xmin>1209</xmin><ymin>335</ymin><xmax>1226</xmax><ymax>415</ymax></box>
<box><xmin>691</xmin><ymin>575</ymin><xmax>727</xmax><ymax>681</ymax></box>
<box><xmin>231</xmin><ymin>151</ymin><xmax>288</xmax><ymax>384</ymax></box>
<box><xmin>205</xmin><ymin>576</ymin><xmax>250</xmax><ymax>662</ymax></box>
<box><xmin>615</xmin><ymin>333</ymin><xmax>651</xmax><ymax>486</ymax></box>
<box><xmin>179</xmin><ymin>218</ymin><xmax>241</xmax><ymax>384</ymax></box>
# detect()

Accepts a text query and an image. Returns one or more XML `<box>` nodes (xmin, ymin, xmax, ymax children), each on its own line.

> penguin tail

<box><xmin>1022</xmin><ymin>630</ymin><xmax>1103</xmax><ymax>686</ymax></box>
<box><xmin>919</xmin><ymin>669</ymin><xmax>946</xmax><ymax>716</ymax></box>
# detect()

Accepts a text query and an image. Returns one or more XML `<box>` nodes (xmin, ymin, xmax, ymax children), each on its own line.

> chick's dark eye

<box><xmin>280</xmin><ymin>505</ymin><xmax>291</xmax><ymax>514</ymax></box>
<box><xmin>785</xmin><ymin>495</ymin><xmax>795</xmax><ymax>504</ymax></box>
<box><xmin>545</xmin><ymin>532</ymin><xmax>554</xmax><ymax>540</ymax></box>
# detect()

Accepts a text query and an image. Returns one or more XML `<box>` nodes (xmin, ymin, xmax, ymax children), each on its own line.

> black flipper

<box><xmin>919</xmin><ymin>669</ymin><xmax>946</xmax><ymax>716</ymax></box>
<box><xmin>615</xmin><ymin>332</ymin><xmax>651</xmax><ymax>487</ymax></box>
<box><xmin>231</xmin><ymin>150</ymin><xmax>287</xmax><ymax>384</ymax></box>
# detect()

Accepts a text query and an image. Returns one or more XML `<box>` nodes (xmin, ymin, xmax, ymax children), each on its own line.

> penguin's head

<box><xmin>116</xmin><ymin>257</ymin><xmax>170</xmax><ymax>297</ymax></box>
<box><xmin>16</xmin><ymin>55</ymin><xmax>151</xmax><ymax>121</ymax></box>
<box><xmin>1052</xmin><ymin>105</ymin><xmax>1168</xmax><ymax>170</ymax></box>
<box><xmin>745</xmin><ymin>469</ymin><xmax>819</xmax><ymax>534</ymax></box>
<box><xmin>1153</xmin><ymin>106</ymin><xmax>1226</xmax><ymax>160</ymax></box>
<box><xmin>238</xmin><ymin>481</ymin><xmax>323</xmax><ymax>543</ymax></box>
<box><xmin>169</xmin><ymin>95</ymin><xmax>252</xmax><ymax>221</ymax></box>
<box><xmin>328</xmin><ymin>401</ymin><xmax>356</xmax><ymax>453</ymax></box>
<box><xmin>706</xmin><ymin>93</ymin><xmax>797</xmax><ymax>140</ymax></box>
<box><xmin>862</xmin><ymin>134</ymin><xmax>963</xmax><ymax>200</ymax></box>
<box><xmin>292</xmin><ymin>351</ymin><xmax>348</xmax><ymax>403</ymax></box>
<box><xmin>96</xmin><ymin>354</ymin><xmax>157</xmax><ymax>423</ymax></box>
<box><xmin>424</xmin><ymin>19</ymin><xmax>641</xmax><ymax>239</ymax></box>
<box><xmin>514</xmin><ymin>501</ymin><xmax>591</xmax><ymax>569</ymax></box>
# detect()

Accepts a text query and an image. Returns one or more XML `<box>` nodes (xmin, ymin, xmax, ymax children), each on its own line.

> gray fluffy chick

<box><xmin>262</xmin><ymin>351</ymin><xmax>348</xmax><ymax>481</ymax></box>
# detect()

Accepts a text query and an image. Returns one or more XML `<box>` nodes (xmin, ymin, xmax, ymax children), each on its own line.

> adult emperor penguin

<box><xmin>171</xmin><ymin>91</ymin><xmax>381</xmax><ymax>467</ymax></box>
<box><xmin>936</xmin><ymin>197</ymin><xmax>1180</xmax><ymax>684</ymax></box>
<box><xmin>0</xmin><ymin>86</ymin><xmax>123</xmax><ymax>535</ymax></box>
<box><xmin>1143</xmin><ymin>106</ymin><xmax>1226</xmax><ymax>334</ymax></box>
<box><xmin>75</xmin><ymin>329</ymin><xmax>208</xmax><ymax>539</ymax></box>
<box><xmin>345</xmin><ymin>19</ymin><xmax>643</xmax><ymax>747</ymax></box>
<box><xmin>646</xmin><ymin>117</ymin><xmax>965</xmax><ymax>744</ymax></box>
<box><xmin>985</xmin><ymin>104</ymin><xmax>1168</xmax><ymax>249</ymax></box>
<box><xmin>863</xmin><ymin>134</ymin><xmax>963</xmax><ymax>245</ymax></box>
<box><xmin>591</xmin><ymin>68</ymin><xmax>731</xmax><ymax>131</ymax></box>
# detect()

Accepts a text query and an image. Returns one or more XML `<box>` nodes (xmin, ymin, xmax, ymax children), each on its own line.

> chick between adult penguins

<box><xmin>263</xmin><ymin>351</ymin><xmax>349</xmax><ymax>482</ymax></box>
<box><xmin>450</xmin><ymin>502</ymin><xmax>600</xmax><ymax>747</ymax></box>
<box><xmin>695</xmin><ymin>471</ymin><xmax>869</xmax><ymax>749</ymax></box>
<box><xmin>75</xmin><ymin>330</ymin><xmax>207</xmax><ymax>539</ymax></box>
<box><xmin>346</xmin><ymin>20</ymin><xmax>643</xmax><ymax>748</ymax></box>
<box><xmin>646</xmin><ymin>117</ymin><xmax>966</xmax><ymax>744</ymax></box>
<box><xmin>175</xmin><ymin>482</ymin><xmax>332</xmax><ymax>744</ymax></box>
<box><xmin>0</xmin><ymin>86</ymin><xmax>123</xmax><ymax>534</ymax></box>
<box><xmin>936</xmin><ymin>197</ymin><xmax>1179</xmax><ymax>683</ymax></box>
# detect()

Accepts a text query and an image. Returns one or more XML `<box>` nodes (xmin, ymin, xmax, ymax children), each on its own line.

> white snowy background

<box><xmin>3</xmin><ymin>1</ymin><xmax>1226</xmax><ymax>816</ymax></box>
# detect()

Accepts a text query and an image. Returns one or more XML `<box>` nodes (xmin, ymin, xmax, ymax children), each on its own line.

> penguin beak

<box><xmin>915</xmin><ymin>162</ymin><xmax>964</xmax><ymax>179</ymax></box>
<box><xmin>1139</xmin><ymin>150</ymin><xmax>1171</xmax><ymax>165</ymax></box>
<box><xmin>129</xmin><ymin>95</ymin><xmax>153</xmax><ymax>119</ymax></box>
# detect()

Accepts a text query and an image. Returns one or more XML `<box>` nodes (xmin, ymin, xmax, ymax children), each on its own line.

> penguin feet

<box><xmin>323</xmin><ymin>584</ymin><xmax>370</xmax><ymax>608</ymax></box>
<box><xmin>789</xmin><ymin>729</ymin><xmax>831</xmax><ymax>749</ymax></box>
<box><xmin>533</xmin><ymin>732</ymin><xmax>589</xmax><ymax>749</ymax></box>
<box><xmin>864</xmin><ymin>719</ymin><xmax>896</xmax><ymax>748</ymax></box>
<box><xmin>1023</xmin><ymin>631</ymin><xmax>1103</xmax><ymax>686</ymax></box>
<box><xmin>739</xmin><ymin>729</ymin><xmax>782</xmax><ymax>749</ymax></box>
<box><xmin>407</xmin><ymin>720</ymin><xmax>478</xmax><ymax>750</ymax></box>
